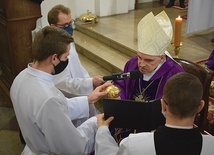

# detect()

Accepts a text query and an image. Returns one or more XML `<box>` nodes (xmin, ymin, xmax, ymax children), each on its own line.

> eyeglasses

<box><xmin>56</xmin><ymin>56</ymin><xmax>62</xmax><ymax>62</ymax></box>
<box><xmin>56</xmin><ymin>54</ymin><xmax>69</xmax><ymax>61</ymax></box>
<box><xmin>162</xmin><ymin>98</ymin><xmax>168</xmax><ymax>105</ymax></box>
<box><xmin>55</xmin><ymin>19</ymin><xmax>74</xmax><ymax>28</ymax></box>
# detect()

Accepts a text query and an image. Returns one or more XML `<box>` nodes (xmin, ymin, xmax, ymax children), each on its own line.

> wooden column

<box><xmin>135</xmin><ymin>0</ymin><xmax>139</xmax><ymax>9</ymax></box>
<box><xmin>0</xmin><ymin>0</ymin><xmax>42</xmax><ymax>107</ymax></box>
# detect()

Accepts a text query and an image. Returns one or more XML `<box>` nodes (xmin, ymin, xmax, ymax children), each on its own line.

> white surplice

<box><xmin>187</xmin><ymin>0</ymin><xmax>214</xmax><ymax>34</ymax></box>
<box><xmin>10</xmin><ymin>65</ymin><xmax>97</xmax><ymax>155</ymax></box>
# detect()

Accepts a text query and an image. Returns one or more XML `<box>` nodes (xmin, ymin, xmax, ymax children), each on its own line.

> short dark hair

<box><xmin>48</xmin><ymin>4</ymin><xmax>71</xmax><ymax>25</ymax></box>
<box><xmin>163</xmin><ymin>72</ymin><xmax>203</xmax><ymax>119</ymax></box>
<box><xmin>32</xmin><ymin>26</ymin><xmax>73</xmax><ymax>61</ymax></box>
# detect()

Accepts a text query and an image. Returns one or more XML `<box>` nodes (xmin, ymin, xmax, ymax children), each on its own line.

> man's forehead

<box><xmin>58</xmin><ymin>12</ymin><xmax>71</xmax><ymax>23</ymax></box>
<box><xmin>137</xmin><ymin>52</ymin><xmax>157</xmax><ymax>59</ymax></box>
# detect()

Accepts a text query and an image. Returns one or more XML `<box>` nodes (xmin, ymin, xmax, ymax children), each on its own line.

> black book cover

<box><xmin>102</xmin><ymin>99</ymin><xmax>165</xmax><ymax>131</ymax></box>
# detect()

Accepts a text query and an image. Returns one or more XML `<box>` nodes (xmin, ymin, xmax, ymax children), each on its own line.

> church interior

<box><xmin>0</xmin><ymin>1</ymin><xmax>214</xmax><ymax>154</ymax></box>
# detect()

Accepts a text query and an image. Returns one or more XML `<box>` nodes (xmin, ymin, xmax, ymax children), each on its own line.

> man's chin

<box><xmin>139</xmin><ymin>70</ymin><xmax>148</xmax><ymax>74</ymax></box>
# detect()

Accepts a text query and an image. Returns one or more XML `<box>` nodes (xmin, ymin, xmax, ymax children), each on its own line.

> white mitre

<box><xmin>138</xmin><ymin>11</ymin><xmax>173</xmax><ymax>56</ymax></box>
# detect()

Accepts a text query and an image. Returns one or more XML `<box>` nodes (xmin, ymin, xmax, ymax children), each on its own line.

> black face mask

<box><xmin>53</xmin><ymin>58</ymin><xmax>69</xmax><ymax>75</ymax></box>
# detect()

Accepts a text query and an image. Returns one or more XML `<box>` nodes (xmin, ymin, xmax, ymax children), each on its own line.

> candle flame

<box><xmin>178</xmin><ymin>15</ymin><xmax>180</xmax><ymax>18</ymax></box>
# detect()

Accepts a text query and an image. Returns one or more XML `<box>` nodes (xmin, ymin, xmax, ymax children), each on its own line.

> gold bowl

<box><xmin>106</xmin><ymin>85</ymin><xmax>121</xmax><ymax>99</ymax></box>
<box><xmin>79</xmin><ymin>10</ymin><xmax>98</xmax><ymax>23</ymax></box>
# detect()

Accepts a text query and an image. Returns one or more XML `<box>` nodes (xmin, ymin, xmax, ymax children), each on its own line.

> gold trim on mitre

<box><xmin>138</xmin><ymin>11</ymin><xmax>172</xmax><ymax>56</ymax></box>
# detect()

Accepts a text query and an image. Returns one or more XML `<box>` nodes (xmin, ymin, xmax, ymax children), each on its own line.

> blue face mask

<box><xmin>61</xmin><ymin>24</ymin><xmax>73</xmax><ymax>36</ymax></box>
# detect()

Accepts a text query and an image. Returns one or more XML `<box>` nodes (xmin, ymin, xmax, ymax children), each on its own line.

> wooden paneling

<box><xmin>0</xmin><ymin>0</ymin><xmax>42</xmax><ymax>107</ymax></box>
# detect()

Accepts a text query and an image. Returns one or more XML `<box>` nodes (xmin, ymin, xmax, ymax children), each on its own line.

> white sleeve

<box><xmin>95</xmin><ymin>127</ymin><xmax>156</xmax><ymax>155</ymax></box>
<box><xmin>68</xmin><ymin>42</ymin><xmax>90</xmax><ymax>78</ymax></box>
<box><xmin>95</xmin><ymin>126</ymin><xmax>131</xmax><ymax>155</ymax></box>
<box><xmin>38</xmin><ymin>98</ymin><xmax>97</xmax><ymax>154</ymax></box>
<box><xmin>201</xmin><ymin>134</ymin><xmax>214</xmax><ymax>155</ymax></box>
<box><xmin>72</xmin><ymin>103</ymin><xmax>98</xmax><ymax>127</ymax></box>
<box><xmin>53</xmin><ymin>68</ymin><xmax>93</xmax><ymax>96</ymax></box>
<box><xmin>66</xmin><ymin>96</ymin><xmax>90</xmax><ymax>120</ymax></box>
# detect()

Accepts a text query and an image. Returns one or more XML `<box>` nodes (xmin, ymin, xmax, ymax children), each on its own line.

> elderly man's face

<box><xmin>137</xmin><ymin>52</ymin><xmax>165</xmax><ymax>74</ymax></box>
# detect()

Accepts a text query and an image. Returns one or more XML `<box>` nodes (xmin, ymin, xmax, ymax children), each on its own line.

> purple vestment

<box><xmin>114</xmin><ymin>56</ymin><xmax>185</xmax><ymax>101</ymax></box>
<box><xmin>205</xmin><ymin>50</ymin><xmax>214</xmax><ymax>70</ymax></box>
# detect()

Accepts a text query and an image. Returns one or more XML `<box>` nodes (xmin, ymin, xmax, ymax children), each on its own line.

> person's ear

<box><xmin>161</xmin><ymin>99</ymin><xmax>166</xmax><ymax>111</ymax></box>
<box><xmin>51</xmin><ymin>54</ymin><xmax>58</xmax><ymax>65</ymax></box>
<box><xmin>161</xmin><ymin>99</ymin><xmax>167</xmax><ymax>117</ymax></box>
<box><xmin>197</xmin><ymin>100</ymin><xmax>205</xmax><ymax>113</ymax></box>
<box><xmin>160</xmin><ymin>55</ymin><xmax>166</xmax><ymax>62</ymax></box>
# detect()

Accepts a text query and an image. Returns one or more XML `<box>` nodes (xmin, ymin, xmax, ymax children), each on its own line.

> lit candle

<box><xmin>174</xmin><ymin>16</ymin><xmax>183</xmax><ymax>47</ymax></box>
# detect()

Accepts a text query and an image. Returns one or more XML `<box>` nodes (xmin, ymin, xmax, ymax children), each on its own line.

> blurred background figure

<box><xmin>166</xmin><ymin>0</ymin><xmax>186</xmax><ymax>8</ymax></box>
